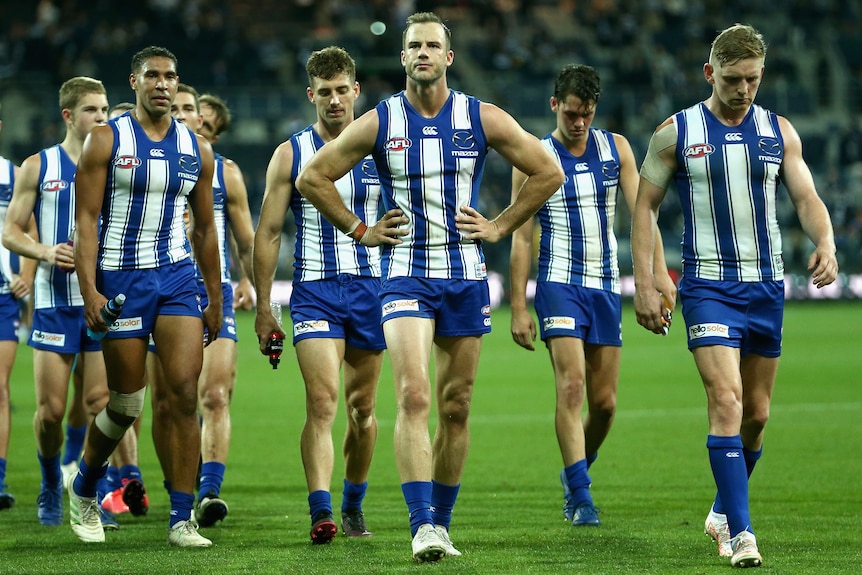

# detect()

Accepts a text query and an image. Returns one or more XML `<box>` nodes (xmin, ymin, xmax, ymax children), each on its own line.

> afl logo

<box><xmin>602</xmin><ymin>161</ymin><xmax>620</xmax><ymax>178</ymax></box>
<box><xmin>179</xmin><ymin>155</ymin><xmax>200</xmax><ymax>174</ymax></box>
<box><xmin>41</xmin><ymin>179</ymin><xmax>68</xmax><ymax>193</ymax></box>
<box><xmin>683</xmin><ymin>144</ymin><xmax>715</xmax><ymax>158</ymax></box>
<box><xmin>385</xmin><ymin>137</ymin><xmax>412</xmax><ymax>152</ymax></box>
<box><xmin>758</xmin><ymin>138</ymin><xmax>781</xmax><ymax>155</ymax></box>
<box><xmin>115</xmin><ymin>155</ymin><xmax>141</xmax><ymax>169</ymax></box>
<box><xmin>452</xmin><ymin>130</ymin><xmax>475</xmax><ymax>149</ymax></box>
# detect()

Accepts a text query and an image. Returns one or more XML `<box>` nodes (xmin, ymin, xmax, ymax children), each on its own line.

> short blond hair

<box><xmin>709</xmin><ymin>24</ymin><xmax>767</xmax><ymax>67</ymax></box>
<box><xmin>59</xmin><ymin>76</ymin><xmax>106</xmax><ymax>112</ymax></box>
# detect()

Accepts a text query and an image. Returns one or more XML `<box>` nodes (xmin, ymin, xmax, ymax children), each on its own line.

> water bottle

<box><xmin>63</xmin><ymin>226</ymin><xmax>75</xmax><ymax>274</ymax></box>
<box><xmin>87</xmin><ymin>294</ymin><xmax>126</xmax><ymax>341</ymax></box>
<box><xmin>660</xmin><ymin>293</ymin><xmax>672</xmax><ymax>336</ymax></box>
<box><xmin>266</xmin><ymin>301</ymin><xmax>284</xmax><ymax>369</ymax></box>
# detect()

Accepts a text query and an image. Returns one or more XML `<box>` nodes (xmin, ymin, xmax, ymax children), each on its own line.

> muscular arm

<box><xmin>632</xmin><ymin>120</ymin><xmax>676</xmax><ymax>334</ymax></box>
<box><xmin>777</xmin><ymin>116</ymin><xmax>838</xmax><ymax>288</ymax></box>
<box><xmin>74</xmin><ymin>125</ymin><xmax>113</xmax><ymax>328</ymax></box>
<box><xmin>252</xmin><ymin>141</ymin><xmax>293</xmax><ymax>350</ymax></box>
<box><xmin>188</xmin><ymin>136</ymin><xmax>222</xmax><ymax>343</ymax></box>
<box><xmin>508</xmin><ymin>167</ymin><xmax>537</xmax><ymax>350</ymax></box>
<box><xmin>222</xmin><ymin>158</ymin><xmax>256</xmax><ymax>307</ymax></box>
<box><xmin>456</xmin><ymin>103</ymin><xmax>563</xmax><ymax>242</ymax></box>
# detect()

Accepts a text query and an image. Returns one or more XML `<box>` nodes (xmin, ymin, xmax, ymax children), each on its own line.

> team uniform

<box><xmin>27</xmin><ymin>146</ymin><xmax>99</xmax><ymax>354</ymax></box>
<box><xmin>195</xmin><ymin>153</ymin><xmax>236</xmax><ymax>342</ymax></box>
<box><xmin>0</xmin><ymin>157</ymin><xmax>20</xmax><ymax>342</ymax></box>
<box><xmin>97</xmin><ymin>113</ymin><xmax>202</xmax><ymax>338</ymax></box>
<box><xmin>533</xmin><ymin>129</ymin><xmax>623</xmax><ymax>346</ymax></box>
<box><xmin>673</xmin><ymin>103</ymin><xmax>784</xmax><ymax>356</ymax></box>
<box><xmin>372</xmin><ymin>90</ymin><xmax>491</xmax><ymax>335</ymax></box>
<box><xmin>288</xmin><ymin>125</ymin><xmax>384</xmax><ymax>349</ymax></box>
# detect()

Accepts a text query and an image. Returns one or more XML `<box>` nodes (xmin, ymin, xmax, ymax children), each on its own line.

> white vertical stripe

<box><xmin>724</xmin><ymin>143</ymin><xmax>758</xmax><ymax>276</ymax></box>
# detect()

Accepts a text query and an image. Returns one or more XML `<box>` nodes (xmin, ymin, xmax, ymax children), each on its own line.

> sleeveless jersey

<box><xmin>536</xmin><ymin>129</ymin><xmax>621</xmax><ymax>294</ymax></box>
<box><xmin>372</xmin><ymin>90</ymin><xmax>489</xmax><ymax>280</ymax></box>
<box><xmin>99</xmin><ymin>114</ymin><xmax>200</xmax><ymax>270</ymax></box>
<box><xmin>32</xmin><ymin>145</ymin><xmax>84</xmax><ymax>308</ymax></box>
<box><xmin>0</xmin><ymin>156</ymin><xmax>16</xmax><ymax>295</ymax></box>
<box><xmin>290</xmin><ymin>125</ymin><xmax>381</xmax><ymax>282</ymax></box>
<box><xmin>193</xmin><ymin>153</ymin><xmax>231</xmax><ymax>284</ymax></box>
<box><xmin>674</xmin><ymin>102</ymin><xmax>784</xmax><ymax>282</ymax></box>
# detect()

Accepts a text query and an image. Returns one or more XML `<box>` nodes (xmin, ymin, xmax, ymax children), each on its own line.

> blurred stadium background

<box><xmin>2</xmin><ymin>0</ymin><xmax>861</xmax><ymax>300</ymax></box>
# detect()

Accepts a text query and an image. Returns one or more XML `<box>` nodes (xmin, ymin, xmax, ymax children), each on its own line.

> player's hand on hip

<box><xmin>455</xmin><ymin>205</ymin><xmax>502</xmax><ymax>243</ymax></box>
<box><xmin>362</xmin><ymin>209</ymin><xmax>409</xmax><ymax>247</ymax></box>
<box><xmin>808</xmin><ymin>247</ymin><xmax>838</xmax><ymax>289</ymax></box>
<box><xmin>202</xmin><ymin>304</ymin><xmax>222</xmax><ymax>346</ymax></box>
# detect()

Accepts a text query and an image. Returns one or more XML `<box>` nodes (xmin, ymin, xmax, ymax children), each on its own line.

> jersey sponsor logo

<box><xmin>293</xmin><ymin>320</ymin><xmax>330</xmax><ymax>335</ymax></box>
<box><xmin>725</xmin><ymin>451</ymin><xmax>741</xmax><ymax>458</ymax></box>
<box><xmin>360</xmin><ymin>159</ymin><xmax>378</xmax><ymax>177</ymax></box>
<box><xmin>452</xmin><ymin>130</ymin><xmax>475</xmax><ymax>149</ymax></box>
<box><xmin>543</xmin><ymin>316</ymin><xmax>575</xmax><ymax>330</ymax></box>
<box><xmin>758</xmin><ymin>138</ymin><xmax>781</xmax><ymax>155</ymax></box>
<box><xmin>381</xmin><ymin>298</ymin><xmax>419</xmax><ymax>317</ymax></box>
<box><xmin>601</xmin><ymin>161</ymin><xmax>620</xmax><ymax>179</ymax></box>
<box><xmin>474</xmin><ymin>262</ymin><xmax>487</xmax><ymax>278</ymax></box>
<box><xmin>179</xmin><ymin>155</ymin><xmax>200</xmax><ymax>174</ymax></box>
<box><xmin>483</xmin><ymin>317</ymin><xmax>491</xmax><ymax>327</ymax></box>
<box><xmin>688</xmin><ymin>322</ymin><xmax>729</xmax><ymax>339</ymax></box>
<box><xmin>111</xmin><ymin>317</ymin><xmax>143</xmax><ymax>332</ymax></box>
<box><xmin>724</xmin><ymin>132</ymin><xmax>743</xmax><ymax>142</ymax></box>
<box><xmin>422</xmin><ymin>126</ymin><xmax>438</xmax><ymax>136</ymax></box>
<box><xmin>575</xmin><ymin>162</ymin><xmax>589</xmax><ymax>172</ymax></box>
<box><xmin>384</xmin><ymin>137</ymin><xmax>412</xmax><ymax>152</ymax></box>
<box><xmin>758</xmin><ymin>155</ymin><xmax>782</xmax><ymax>164</ymax></box>
<box><xmin>115</xmin><ymin>155</ymin><xmax>142</xmax><ymax>169</ymax></box>
<box><xmin>40</xmin><ymin>179</ymin><xmax>68</xmax><ymax>193</ymax></box>
<box><xmin>151</xmin><ymin>149</ymin><xmax>166</xmax><ymax>158</ymax></box>
<box><xmin>32</xmin><ymin>330</ymin><xmax>66</xmax><ymax>347</ymax></box>
<box><xmin>683</xmin><ymin>143</ymin><xmax>715</xmax><ymax>158</ymax></box>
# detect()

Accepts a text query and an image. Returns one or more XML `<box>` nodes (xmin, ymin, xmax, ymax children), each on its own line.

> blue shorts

<box><xmin>29</xmin><ymin>306</ymin><xmax>101</xmax><ymax>353</ymax></box>
<box><xmin>534</xmin><ymin>282</ymin><xmax>622</xmax><ymax>346</ymax></box>
<box><xmin>290</xmin><ymin>275</ymin><xmax>385</xmax><ymax>350</ymax></box>
<box><xmin>97</xmin><ymin>260</ymin><xmax>201</xmax><ymax>339</ymax></box>
<box><xmin>0</xmin><ymin>293</ymin><xmax>20</xmax><ymax>342</ymax></box>
<box><xmin>199</xmin><ymin>282</ymin><xmax>237</xmax><ymax>342</ymax></box>
<box><xmin>679</xmin><ymin>276</ymin><xmax>784</xmax><ymax>357</ymax></box>
<box><xmin>380</xmin><ymin>277</ymin><xmax>491</xmax><ymax>337</ymax></box>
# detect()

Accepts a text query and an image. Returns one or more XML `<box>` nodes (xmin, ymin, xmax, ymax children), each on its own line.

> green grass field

<box><xmin>0</xmin><ymin>302</ymin><xmax>859</xmax><ymax>574</ymax></box>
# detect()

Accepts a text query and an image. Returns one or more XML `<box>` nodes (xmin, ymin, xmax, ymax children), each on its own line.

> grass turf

<box><xmin>0</xmin><ymin>302</ymin><xmax>859</xmax><ymax>574</ymax></box>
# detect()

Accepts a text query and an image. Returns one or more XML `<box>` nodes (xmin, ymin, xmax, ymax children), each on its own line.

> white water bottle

<box><xmin>87</xmin><ymin>294</ymin><xmax>126</xmax><ymax>341</ymax></box>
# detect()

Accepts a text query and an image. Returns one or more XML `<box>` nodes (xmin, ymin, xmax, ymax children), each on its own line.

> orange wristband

<box><xmin>348</xmin><ymin>221</ymin><xmax>368</xmax><ymax>243</ymax></box>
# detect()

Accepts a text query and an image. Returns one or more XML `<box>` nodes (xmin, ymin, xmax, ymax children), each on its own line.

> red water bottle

<box><xmin>266</xmin><ymin>302</ymin><xmax>284</xmax><ymax>369</ymax></box>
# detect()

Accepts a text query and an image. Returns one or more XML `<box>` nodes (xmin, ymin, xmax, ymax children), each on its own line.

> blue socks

<box><xmin>169</xmin><ymin>490</ymin><xmax>195</xmax><ymax>527</ymax></box>
<box><xmin>713</xmin><ymin>445</ymin><xmax>762</xmax><ymax>515</ymax></box>
<box><xmin>707</xmin><ymin>434</ymin><xmax>752</xmax><ymax>536</ymax></box>
<box><xmin>198</xmin><ymin>462</ymin><xmax>225</xmax><ymax>499</ymax></box>
<box><xmin>73</xmin><ymin>459</ymin><xmax>108</xmax><ymax>498</ymax></box>
<box><xmin>402</xmin><ymin>481</ymin><xmax>433</xmax><ymax>536</ymax></box>
<box><xmin>0</xmin><ymin>457</ymin><xmax>7</xmax><ymax>488</ymax></box>
<box><xmin>341</xmin><ymin>479</ymin><xmax>367</xmax><ymax>512</ymax></box>
<box><xmin>38</xmin><ymin>452</ymin><xmax>62</xmax><ymax>488</ymax></box>
<box><xmin>308</xmin><ymin>489</ymin><xmax>332</xmax><ymax>520</ymax></box>
<box><xmin>62</xmin><ymin>424</ymin><xmax>86</xmax><ymax>466</ymax></box>
<box><xmin>563</xmin><ymin>459</ymin><xmax>593</xmax><ymax>507</ymax></box>
<box><xmin>431</xmin><ymin>480</ymin><xmax>460</xmax><ymax>530</ymax></box>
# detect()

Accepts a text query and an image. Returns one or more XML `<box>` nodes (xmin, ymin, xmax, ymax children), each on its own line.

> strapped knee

<box><xmin>94</xmin><ymin>388</ymin><xmax>146</xmax><ymax>440</ymax></box>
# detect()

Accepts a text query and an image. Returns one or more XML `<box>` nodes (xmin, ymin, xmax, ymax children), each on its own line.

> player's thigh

<box><xmin>433</xmin><ymin>334</ymin><xmax>482</xmax><ymax>397</ymax></box>
<box><xmin>32</xmin><ymin>350</ymin><xmax>75</xmax><ymax>417</ymax></box>
<box><xmin>296</xmin><ymin>337</ymin><xmax>344</xmax><ymax>396</ymax></box>
<box><xmin>546</xmin><ymin>336</ymin><xmax>587</xmax><ymax>386</ymax></box>
<box><xmin>740</xmin><ymin>354</ymin><xmax>779</xmax><ymax>411</ymax></box>
<box><xmin>583</xmin><ymin>344</ymin><xmax>620</xmax><ymax>404</ymax></box>
<box><xmin>200</xmin><ymin>337</ymin><xmax>237</xmax><ymax>397</ymax></box>
<box><xmin>152</xmin><ymin>315</ymin><xmax>204</xmax><ymax>389</ymax></box>
<box><xmin>101</xmin><ymin>337</ymin><xmax>148</xmax><ymax>393</ymax></box>
<box><xmin>384</xmin><ymin>316</ymin><xmax>435</xmax><ymax>386</ymax></box>
<box><xmin>343</xmin><ymin>346</ymin><xmax>384</xmax><ymax>404</ymax></box>
<box><xmin>692</xmin><ymin>345</ymin><xmax>742</xmax><ymax>394</ymax></box>
<box><xmin>78</xmin><ymin>350</ymin><xmax>110</xmax><ymax>413</ymax></box>
<box><xmin>0</xmin><ymin>340</ymin><xmax>16</xmax><ymax>386</ymax></box>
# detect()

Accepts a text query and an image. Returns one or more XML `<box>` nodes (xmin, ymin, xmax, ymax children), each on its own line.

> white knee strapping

<box><xmin>108</xmin><ymin>387</ymin><xmax>146</xmax><ymax>419</ymax></box>
<box><xmin>94</xmin><ymin>409</ymin><xmax>127</xmax><ymax>440</ymax></box>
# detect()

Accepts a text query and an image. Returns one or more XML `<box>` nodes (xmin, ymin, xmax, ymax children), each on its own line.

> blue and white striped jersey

<box><xmin>99</xmin><ymin>114</ymin><xmax>199</xmax><ymax>270</ymax></box>
<box><xmin>674</xmin><ymin>103</ymin><xmax>784</xmax><ymax>282</ymax></box>
<box><xmin>33</xmin><ymin>146</ymin><xmax>82</xmax><ymax>308</ymax></box>
<box><xmin>0</xmin><ymin>156</ymin><xmax>16</xmax><ymax>295</ymax></box>
<box><xmin>193</xmin><ymin>153</ymin><xmax>231</xmax><ymax>285</ymax></box>
<box><xmin>536</xmin><ymin>129</ymin><xmax>621</xmax><ymax>294</ymax></box>
<box><xmin>290</xmin><ymin>125</ymin><xmax>381</xmax><ymax>282</ymax></box>
<box><xmin>372</xmin><ymin>90</ymin><xmax>489</xmax><ymax>280</ymax></box>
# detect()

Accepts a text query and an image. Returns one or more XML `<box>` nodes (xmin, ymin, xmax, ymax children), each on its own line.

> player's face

<box><xmin>308</xmin><ymin>73</ymin><xmax>359</xmax><ymax>130</ymax></box>
<box><xmin>171</xmin><ymin>92</ymin><xmax>201</xmax><ymax>131</ymax></box>
<box><xmin>198</xmin><ymin>103</ymin><xmax>220</xmax><ymax>143</ymax></box>
<box><xmin>402</xmin><ymin>23</ymin><xmax>453</xmax><ymax>86</ymax></box>
<box><xmin>706</xmin><ymin>57</ymin><xmax>763</xmax><ymax>114</ymax></box>
<box><xmin>68</xmin><ymin>92</ymin><xmax>108</xmax><ymax>139</ymax></box>
<box><xmin>131</xmin><ymin>56</ymin><xmax>178</xmax><ymax>116</ymax></box>
<box><xmin>551</xmin><ymin>94</ymin><xmax>595</xmax><ymax>146</ymax></box>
